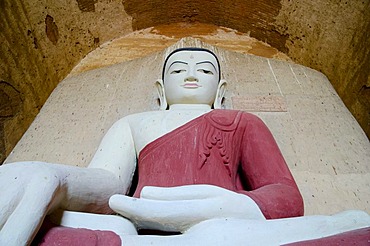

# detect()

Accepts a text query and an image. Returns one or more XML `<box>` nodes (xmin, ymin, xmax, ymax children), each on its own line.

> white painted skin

<box><xmin>0</xmin><ymin>50</ymin><xmax>369</xmax><ymax>246</ymax></box>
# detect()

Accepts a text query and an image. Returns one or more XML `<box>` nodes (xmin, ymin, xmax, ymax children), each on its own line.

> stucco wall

<box><xmin>275</xmin><ymin>0</ymin><xmax>370</xmax><ymax>139</ymax></box>
<box><xmin>0</xmin><ymin>0</ymin><xmax>132</xmax><ymax>162</ymax></box>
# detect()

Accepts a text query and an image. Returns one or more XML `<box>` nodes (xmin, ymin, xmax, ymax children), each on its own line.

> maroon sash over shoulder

<box><xmin>134</xmin><ymin>110</ymin><xmax>303</xmax><ymax>219</ymax></box>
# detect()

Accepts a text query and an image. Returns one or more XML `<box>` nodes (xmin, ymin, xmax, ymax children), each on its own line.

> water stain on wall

<box><xmin>76</xmin><ymin>0</ymin><xmax>97</xmax><ymax>12</ymax></box>
<box><xmin>0</xmin><ymin>81</ymin><xmax>21</xmax><ymax>164</ymax></box>
<box><xmin>121</xmin><ymin>0</ymin><xmax>287</xmax><ymax>52</ymax></box>
<box><xmin>0</xmin><ymin>81</ymin><xmax>21</xmax><ymax>118</ymax></box>
<box><xmin>45</xmin><ymin>15</ymin><xmax>59</xmax><ymax>45</ymax></box>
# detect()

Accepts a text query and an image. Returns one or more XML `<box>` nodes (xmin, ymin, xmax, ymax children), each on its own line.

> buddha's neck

<box><xmin>168</xmin><ymin>104</ymin><xmax>212</xmax><ymax>111</ymax></box>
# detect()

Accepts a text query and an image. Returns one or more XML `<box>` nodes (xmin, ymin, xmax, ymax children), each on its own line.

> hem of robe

<box><xmin>283</xmin><ymin>227</ymin><xmax>370</xmax><ymax>246</ymax></box>
<box><xmin>33</xmin><ymin>217</ymin><xmax>122</xmax><ymax>246</ymax></box>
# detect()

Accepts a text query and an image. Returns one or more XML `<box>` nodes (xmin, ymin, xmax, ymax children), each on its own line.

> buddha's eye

<box><xmin>170</xmin><ymin>69</ymin><xmax>186</xmax><ymax>74</ymax></box>
<box><xmin>198</xmin><ymin>69</ymin><xmax>214</xmax><ymax>75</ymax></box>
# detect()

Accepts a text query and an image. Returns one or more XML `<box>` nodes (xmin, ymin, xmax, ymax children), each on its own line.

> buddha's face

<box><xmin>163</xmin><ymin>50</ymin><xmax>220</xmax><ymax>106</ymax></box>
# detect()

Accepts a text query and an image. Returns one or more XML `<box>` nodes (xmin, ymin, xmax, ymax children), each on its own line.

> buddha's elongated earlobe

<box><xmin>155</xmin><ymin>79</ymin><xmax>168</xmax><ymax>110</ymax></box>
<box><xmin>213</xmin><ymin>80</ymin><xmax>227</xmax><ymax>109</ymax></box>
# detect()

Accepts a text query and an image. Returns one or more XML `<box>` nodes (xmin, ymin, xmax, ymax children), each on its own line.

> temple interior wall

<box><xmin>1</xmin><ymin>0</ymin><xmax>369</xmax><ymax>163</ymax></box>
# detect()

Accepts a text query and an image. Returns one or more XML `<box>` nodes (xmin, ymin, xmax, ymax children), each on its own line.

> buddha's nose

<box><xmin>184</xmin><ymin>75</ymin><xmax>199</xmax><ymax>82</ymax></box>
<box><xmin>185</xmin><ymin>68</ymin><xmax>198</xmax><ymax>82</ymax></box>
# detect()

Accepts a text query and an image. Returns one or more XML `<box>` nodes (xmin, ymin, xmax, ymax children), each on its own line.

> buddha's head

<box><xmin>156</xmin><ymin>48</ymin><xmax>226</xmax><ymax>110</ymax></box>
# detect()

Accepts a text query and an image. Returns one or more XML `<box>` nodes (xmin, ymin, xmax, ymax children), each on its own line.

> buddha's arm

<box><xmin>0</xmin><ymin>118</ymin><xmax>136</xmax><ymax>245</ymax></box>
<box><xmin>238</xmin><ymin>114</ymin><xmax>304</xmax><ymax>219</ymax></box>
<box><xmin>60</xmin><ymin>117</ymin><xmax>136</xmax><ymax>212</ymax></box>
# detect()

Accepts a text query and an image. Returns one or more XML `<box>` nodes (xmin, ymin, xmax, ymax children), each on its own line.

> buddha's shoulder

<box><xmin>120</xmin><ymin>111</ymin><xmax>167</xmax><ymax>125</ymax></box>
<box><xmin>206</xmin><ymin>109</ymin><xmax>259</xmax><ymax>121</ymax></box>
<box><xmin>120</xmin><ymin>110</ymin><xmax>260</xmax><ymax>123</ymax></box>
<box><xmin>203</xmin><ymin>110</ymin><xmax>264</xmax><ymax>131</ymax></box>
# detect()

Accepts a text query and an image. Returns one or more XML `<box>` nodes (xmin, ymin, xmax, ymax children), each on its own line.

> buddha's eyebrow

<box><xmin>168</xmin><ymin>61</ymin><xmax>188</xmax><ymax>70</ymax></box>
<box><xmin>196</xmin><ymin>61</ymin><xmax>217</xmax><ymax>71</ymax></box>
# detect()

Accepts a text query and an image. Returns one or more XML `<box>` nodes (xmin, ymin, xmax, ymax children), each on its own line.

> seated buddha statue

<box><xmin>0</xmin><ymin>48</ymin><xmax>368</xmax><ymax>246</ymax></box>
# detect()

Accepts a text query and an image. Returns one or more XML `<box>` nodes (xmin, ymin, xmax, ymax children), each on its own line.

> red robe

<box><xmin>37</xmin><ymin>110</ymin><xmax>304</xmax><ymax>245</ymax></box>
<box><xmin>133</xmin><ymin>109</ymin><xmax>303</xmax><ymax>219</ymax></box>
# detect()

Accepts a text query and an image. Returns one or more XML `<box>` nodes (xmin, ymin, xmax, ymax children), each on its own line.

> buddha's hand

<box><xmin>0</xmin><ymin>161</ymin><xmax>64</xmax><ymax>246</ymax></box>
<box><xmin>109</xmin><ymin>184</ymin><xmax>265</xmax><ymax>232</ymax></box>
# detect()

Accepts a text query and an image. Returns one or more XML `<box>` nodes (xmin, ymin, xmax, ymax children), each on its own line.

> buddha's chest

<box><xmin>128</xmin><ymin>111</ymin><xmax>208</xmax><ymax>154</ymax></box>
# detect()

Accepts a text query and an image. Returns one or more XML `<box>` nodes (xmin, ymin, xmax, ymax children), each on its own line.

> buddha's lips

<box><xmin>183</xmin><ymin>83</ymin><xmax>201</xmax><ymax>88</ymax></box>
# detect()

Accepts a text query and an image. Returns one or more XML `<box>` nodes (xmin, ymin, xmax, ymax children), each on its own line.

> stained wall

<box><xmin>0</xmin><ymin>0</ymin><xmax>132</xmax><ymax>163</ymax></box>
<box><xmin>1</xmin><ymin>0</ymin><xmax>369</xmax><ymax>163</ymax></box>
